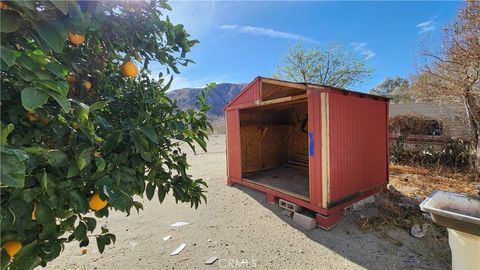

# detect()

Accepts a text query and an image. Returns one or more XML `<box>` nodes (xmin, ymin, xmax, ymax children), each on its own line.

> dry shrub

<box><xmin>389</xmin><ymin>114</ymin><xmax>442</xmax><ymax>137</ymax></box>
<box><xmin>356</xmin><ymin>190</ymin><xmax>425</xmax><ymax>233</ymax></box>
<box><xmin>389</xmin><ymin>114</ymin><xmax>476</xmax><ymax>172</ymax></box>
<box><xmin>390</xmin><ymin>138</ymin><xmax>474</xmax><ymax>170</ymax></box>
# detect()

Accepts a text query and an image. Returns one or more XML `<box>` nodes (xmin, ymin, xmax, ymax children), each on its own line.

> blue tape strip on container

<box><xmin>309</xmin><ymin>132</ymin><xmax>314</xmax><ymax>157</ymax></box>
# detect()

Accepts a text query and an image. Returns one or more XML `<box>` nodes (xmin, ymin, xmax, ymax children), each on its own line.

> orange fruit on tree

<box><xmin>32</xmin><ymin>203</ymin><xmax>36</xmax><ymax>221</ymax></box>
<box><xmin>89</xmin><ymin>192</ymin><xmax>108</xmax><ymax>211</ymax></box>
<box><xmin>66</xmin><ymin>74</ymin><xmax>75</xmax><ymax>83</ymax></box>
<box><xmin>26</xmin><ymin>111</ymin><xmax>39</xmax><ymax>122</ymax></box>
<box><xmin>68</xmin><ymin>32</ymin><xmax>85</xmax><ymax>45</ymax></box>
<box><xmin>84</xmin><ymin>80</ymin><xmax>92</xmax><ymax>91</ymax></box>
<box><xmin>2</xmin><ymin>241</ymin><xmax>22</xmax><ymax>259</ymax></box>
<box><xmin>121</xmin><ymin>60</ymin><xmax>138</xmax><ymax>77</ymax></box>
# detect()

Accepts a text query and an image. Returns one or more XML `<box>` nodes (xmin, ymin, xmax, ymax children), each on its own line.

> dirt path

<box><xmin>44</xmin><ymin>135</ymin><xmax>447</xmax><ymax>270</ymax></box>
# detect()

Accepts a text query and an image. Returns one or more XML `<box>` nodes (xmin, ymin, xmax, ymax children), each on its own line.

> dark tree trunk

<box><xmin>465</xmin><ymin>93</ymin><xmax>480</xmax><ymax>171</ymax></box>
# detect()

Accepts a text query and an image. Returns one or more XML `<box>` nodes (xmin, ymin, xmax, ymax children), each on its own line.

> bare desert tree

<box><xmin>412</xmin><ymin>0</ymin><xmax>480</xmax><ymax>170</ymax></box>
<box><xmin>274</xmin><ymin>42</ymin><xmax>373</xmax><ymax>88</ymax></box>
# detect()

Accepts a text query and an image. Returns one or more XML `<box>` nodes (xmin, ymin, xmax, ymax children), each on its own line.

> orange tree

<box><xmin>0</xmin><ymin>1</ymin><xmax>211</xmax><ymax>269</ymax></box>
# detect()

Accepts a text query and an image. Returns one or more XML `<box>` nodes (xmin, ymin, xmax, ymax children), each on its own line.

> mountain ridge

<box><xmin>168</xmin><ymin>82</ymin><xmax>246</xmax><ymax>118</ymax></box>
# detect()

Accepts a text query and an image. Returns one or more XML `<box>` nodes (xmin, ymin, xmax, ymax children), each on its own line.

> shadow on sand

<box><xmin>232</xmin><ymin>184</ymin><xmax>447</xmax><ymax>270</ymax></box>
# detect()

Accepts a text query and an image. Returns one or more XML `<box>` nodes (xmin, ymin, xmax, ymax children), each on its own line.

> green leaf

<box><xmin>16</xmin><ymin>67</ymin><xmax>36</xmax><ymax>81</ymax></box>
<box><xmin>35</xmin><ymin>202</ymin><xmax>54</xmax><ymax>224</ymax></box>
<box><xmin>145</xmin><ymin>182</ymin><xmax>155</xmax><ymax>200</ymax></box>
<box><xmin>32</xmin><ymin>20</ymin><xmax>65</xmax><ymax>53</ymax></box>
<box><xmin>0</xmin><ymin>206</ymin><xmax>14</xmax><ymax>232</ymax></box>
<box><xmin>1</xmin><ymin>249</ymin><xmax>9</xmax><ymax>270</ymax></box>
<box><xmin>95</xmin><ymin>176</ymin><xmax>113</xmax><ymax>186</ymax></box>
<box><xmin>69</xmin><ymin>191</ymin><xmax>88</xmax><ymax>213</ymax></box>
<box><xmin>83</xmin><ymin>217</ymin><xmax>96</xmax><ymax>232</ymax></box>
<box><xmin>8</xmin><ymin>241</ymin><xmax>42</xmax><ymax>270</ymax></box>
<box><xmin>40</xmin><ymin>170</ymin><xmax>48</xmax><ymax>192</ymax></box>
<box><xmin>0</xmin><ymin>148</ymin><xmax>28</xmax><ymax>187</ymax></box>
<box><xmin>67</xmin><ymin>162</ymin><xmax>78</xmax><ymax>178</ymax></box>
<box><xmin>96</xmin><ymin>236</ymin><xmax>105</xmax><ymax>254</ymax></box>
<box><xmin>139</xmin><ymin>126</ymin><xmax>159</xmax><ymax>144</ymax></box>
<box><xmin>0</xmin><ymin>10</ymin><xmax>22</xmax><ymax>33</ymax></box>
<box><xmin>76</xmin><ymin>158</ymin><xmax>87</xmax><ymax>170</ymax></box>
<box><xmin>17</xmin><ymin>55</ymin><xmax>36</xmax><ymax>71</ymax></box>
<box><xmin>42</xmin><ymin>241</ymin><xmax>61</xmax><ymax>262</ymax></box>
<box><xmin>23</xmin><ymin>146</ymin><xmax>46</xmax><ymax>155</ymax></box>
<box><xmin>95</xmin><ymin>157</ymin><xmax>105</xmax><ymax>172</ymax></box>
<box><xmin>44</xmin><ymin>150</ymin><xmax>68</xmax><ymax>167</ymax></box>
<box><xmin>74</xmin><ymin>221</ymin><xmax>87</xmax><ymax>240</ymax></box>
<box><xmin>79</xmin><ymin>238</ymin><xmax>89</xmax><ymax>247</ymax></box>
<box><xmin>0</xmin><ymin>46</ymin><xmax>16</xmax><ymax>67</ymax></box>
<box><xmin>21</xmin><ymin>87</ymin><xmax>49</xmax><ymax>110</ymax></box>
<box><xmin>45</xmin><ymin>61</ymin><xmax>68</xmax><ymax>78</ymax></box>
<box><xmin>158</xmin><ymin>186</ymin><xmax>166</xmax><ymax>203</ymax></box>
<box><xmin>47</xmin><ymin>90</ymin><xmax>71</xmax><ymax>112</ymax></box>
<box><xmin>103</xmin><ymin>185</ymin><xmax>131</xmax><ymax>212</ymax></box>
<box><xmin>89</xmin><ymin>101</ymin><xmax>108</xmax><ymax>111</ymax></box>
<box><xmin>50</xmin><ymin>0</ymin><xmax>69</xmax><ymax>15</ymax></box>
<box><xmin>193</xmin><ymin>136</ymin><xmax>207</xmax><ymax>152</ymax></box>
<box><xmin>106</xmin><ymin>233</ymin><xmax>116</xmax><ymax>244</ymax></box>
<box><xmin>35</xmin><ymin>70</ymin><xmax>54</xmax><ymax>81</ymax></box>
<box><xmin>1</xmin><ymin>123</ymin><xmax>14</xmax><ymax>146</ymax></box>
<box><xmin>35</xmin><ymin>80</ymin><xmax>68</xmax><ymax>95</ymax></box>
<box><xmin>8</xmin><ymin>199</ymin><xmax>30</xmax><ymax>225</ymax></box>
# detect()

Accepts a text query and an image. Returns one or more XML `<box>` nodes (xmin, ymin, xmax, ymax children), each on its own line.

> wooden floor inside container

<box><xmin>243</xmin><ymin>166</ymin><xmax>309</xmax><ymax>199</ymax></box>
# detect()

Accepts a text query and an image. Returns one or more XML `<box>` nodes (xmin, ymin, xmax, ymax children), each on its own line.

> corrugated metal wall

<box><xmin>226</xmin><ymin>109</ymin><xmax>241</xmax><ymax>180</ymax></box>
<box><xmin>228</xmin><ymin>78</ymin><xmax>260</xmax><ymax>108</ymax></box>
<box><xmin>328</xmin><ymin>93</ymin><xmax>388</xmax><ymax>203</ymax></box>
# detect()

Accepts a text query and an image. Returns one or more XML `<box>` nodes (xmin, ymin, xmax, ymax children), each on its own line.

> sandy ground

<box><xmin>44</xmin><ymin>134</ymin><xmax>449</xmax><ymax>270</ymax></box>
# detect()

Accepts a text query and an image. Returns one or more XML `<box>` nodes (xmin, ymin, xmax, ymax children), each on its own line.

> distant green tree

<box><xmin>274</xmin><ymin>42</ymin><xmax>373</xmax><ymax>88</ymax></box>
<box><xmin>369</xmin><ymin>77</ymin><xmax>414</xmax><ymax>103</ymax></box>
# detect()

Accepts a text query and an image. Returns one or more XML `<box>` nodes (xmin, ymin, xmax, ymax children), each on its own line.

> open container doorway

<box><xmin>240</xmin><ymin>101</ymin><xmax>309</xmax><ymax>200</ymax></box>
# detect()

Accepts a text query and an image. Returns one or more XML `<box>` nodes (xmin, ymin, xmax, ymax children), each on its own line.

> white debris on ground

<box><xmin>205</xmin><ymin>256</ymin><xmax>219</xmax><ymax>265</ymax></box>
<box><xmin>170</xmin><ymin>243</ymin><xmax>187</xmax><ymax>256</ymax></box>
<box><xmin>352</xmin><ymin>195</ymin><xmax>376</xmax><ymax>211</ymax></box>
<box><xmin>410</xmin><ymin>224</ymin><xmax>429</xmax><ymax>238</ymax></box>
<box><xmin>162</xmin><ymin>235</ymin><xmax>172</xmax><ymax>241</ymax></box>
<box><xmin>171</xmin><ymin>221</ymin><xmax>190</xmax><ymax>227</ymax></box>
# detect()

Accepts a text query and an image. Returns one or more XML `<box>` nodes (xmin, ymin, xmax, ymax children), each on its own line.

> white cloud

<box><xmin>416</xmin><ymin>19</ymin><xmax>436</xmax><ymax>34</ymax></box>
<box><xmin>219</xmin><ymin>24</ymin><xmax>238</xmax><ymax>30</ymax></box>
<box><xmin>351</xmin><ymin>42</ymin><xmax>376</xmax><ymax>60</ymax></box>
<box><xmin>219</xmin><ymin>24</ymin><xmax>319</xmax><ymax>43</ymax></box>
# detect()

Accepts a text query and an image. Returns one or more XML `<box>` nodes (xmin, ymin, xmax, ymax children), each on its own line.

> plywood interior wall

<box><xmin>239</xmin><ymin>101</ymin><xmax>308</xmax><ymax>174</ymax></box>
<box><xmin>287</xmin><ymin>103</ymin><xmax>309</xmax><ymax>167</ymax></box>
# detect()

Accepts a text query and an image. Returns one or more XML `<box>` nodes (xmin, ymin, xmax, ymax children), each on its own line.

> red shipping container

<box><xmin>225</xmin><ymin>77</ymin><xmax>389</xmax><ymax>229</ymax></box>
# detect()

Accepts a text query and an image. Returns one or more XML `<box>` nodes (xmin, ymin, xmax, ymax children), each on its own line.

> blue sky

<box><xmin>159</xmin><ymin>1</ymin><xmax>461</xmax><ymax>92</ymax></box>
